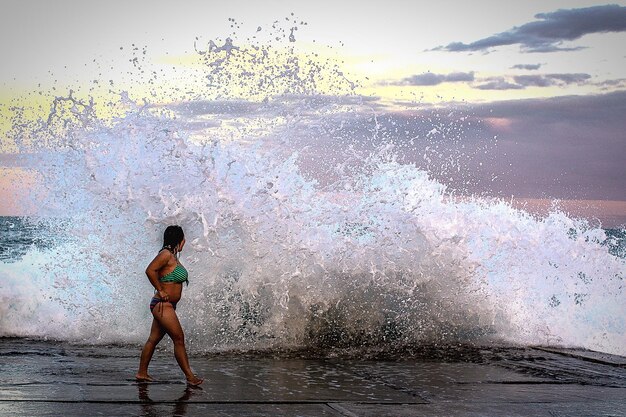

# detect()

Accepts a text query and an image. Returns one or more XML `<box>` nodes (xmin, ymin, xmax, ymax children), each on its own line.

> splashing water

<box><xmin>1</xmin><ymin>19</ymin><xmax>624</xmax><ymax>356</ymax></box>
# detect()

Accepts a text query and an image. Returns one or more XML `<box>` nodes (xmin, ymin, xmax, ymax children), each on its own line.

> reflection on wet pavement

<box><xmin>1</xmin><ymin>338</ymin><xmax>625</xmax><ymax>416</ymax></box>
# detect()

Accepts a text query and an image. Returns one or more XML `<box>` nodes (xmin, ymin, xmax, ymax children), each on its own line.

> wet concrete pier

<box><xmin>1</xmin><ymin>338</ymin><xmax>624</xmax><ymax>416</ymax></box>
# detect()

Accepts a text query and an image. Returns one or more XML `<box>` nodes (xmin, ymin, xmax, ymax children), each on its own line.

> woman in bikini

<box><xmin>136</xmin><ymin>225</ymin><xmax>204</xmax><ymax>386</ymax></box>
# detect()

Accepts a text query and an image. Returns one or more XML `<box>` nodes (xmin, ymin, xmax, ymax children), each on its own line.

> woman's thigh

<box><xmin>152</xmin><ymin>303</ymin><xmax>184</xmax><ymax>342</ymax></box>
<box><xmin>148</xmin><ymin>317</ymin><xmax>166</xmax><ymax>343</ymax></box>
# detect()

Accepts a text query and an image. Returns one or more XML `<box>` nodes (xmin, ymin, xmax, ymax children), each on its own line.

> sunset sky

<box><xmin>1</xmin><ymin>0</ymin><xmax>625</xmax><ymax>225</ymax></box>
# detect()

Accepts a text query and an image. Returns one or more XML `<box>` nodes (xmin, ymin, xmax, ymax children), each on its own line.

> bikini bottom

<box><xmin>149</xmin><ymin>296</ymin><xmax>178</xmax><ymax>311</ymax></box>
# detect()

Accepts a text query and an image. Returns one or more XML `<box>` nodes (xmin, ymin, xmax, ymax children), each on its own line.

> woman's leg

<box><xmin>137</xmin><ymin>317</ymin><xmax>166</xmax><ymax>381</ymax></box>
<box><xmin>153</xmin><ymin>303</ymin><xmax>203</xmax><ymax>385</ymax></box>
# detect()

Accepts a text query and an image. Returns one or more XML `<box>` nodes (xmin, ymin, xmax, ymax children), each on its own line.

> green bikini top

<box><xmin>160</xmin><ymin>264</ymin><xmax>189</xmax><ymax>285</ymax></box>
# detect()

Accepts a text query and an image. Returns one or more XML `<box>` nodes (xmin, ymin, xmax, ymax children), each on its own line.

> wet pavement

<box><xmin>1</xmin><ymin>338</ymin><xmax>625</xmax><ymax>416</ymax></box>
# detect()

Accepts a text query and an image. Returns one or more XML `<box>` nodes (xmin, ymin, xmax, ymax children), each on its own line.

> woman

<box><xmin>136</xmin><ymin>225</ymin><xmax>204</xmax><ymax>386</ymax></box>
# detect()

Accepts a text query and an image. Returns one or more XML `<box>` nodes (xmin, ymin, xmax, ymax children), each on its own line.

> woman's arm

<box><xmin>145</xmin><ymin>250</ymin><xmax>171</xmax><ymax>300</ymax></box>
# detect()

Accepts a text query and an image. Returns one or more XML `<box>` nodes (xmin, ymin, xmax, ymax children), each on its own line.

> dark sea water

<box><xmin>3</xmin><ymin>216</ymin><xmax>625</xmax><ymax>263</ymax></box>
<box><xmin>0</xmin><ymin>217</ymin><xmax>62</xmax><ymax>262</ymax></box>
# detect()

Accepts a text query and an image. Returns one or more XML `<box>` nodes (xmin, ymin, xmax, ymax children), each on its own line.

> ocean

<box><xmin>1</xmin><ymin>23</ymin><xmax>625</xmax><ymax>358</ymax></box>
<box><xmin>1</xmin><ymin>207</ymin><xmax>624</xmax><ymax>357</ymax></box>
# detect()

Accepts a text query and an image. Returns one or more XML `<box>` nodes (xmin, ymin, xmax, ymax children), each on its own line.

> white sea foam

<box><xmin>2</xmin><ymin>118</ymin><xmax>624</xmax><ymax>355</ymax></box>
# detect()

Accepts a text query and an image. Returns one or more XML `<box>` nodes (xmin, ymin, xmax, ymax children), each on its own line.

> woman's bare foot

<box><xmin>135</xmin><ymin>373</ymin><xmax>154</xmax><ymax>382</ymax></box>
<box><xmin>186</xmin><ymin>375</ymin><xmax>204</xmax><ymax>386</ymax></box>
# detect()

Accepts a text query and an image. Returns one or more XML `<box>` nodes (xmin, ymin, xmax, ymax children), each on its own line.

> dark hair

<box><xmin>162</xmin><ymin>225</ymin><xmax>184</xmax><ymax>252</ymax></box>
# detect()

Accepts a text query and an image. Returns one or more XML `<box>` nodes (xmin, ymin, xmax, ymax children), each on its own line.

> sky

<box><xmin>1</xmin><ymin>0</ymin><xmax>625</xmax><ymax>225</ymax></box>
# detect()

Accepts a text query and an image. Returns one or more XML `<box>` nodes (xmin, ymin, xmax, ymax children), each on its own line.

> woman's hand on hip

<box><xmin>157</xmin><ymin>289</ymin><xmax>169</xmax><ymax>301</ymax></box>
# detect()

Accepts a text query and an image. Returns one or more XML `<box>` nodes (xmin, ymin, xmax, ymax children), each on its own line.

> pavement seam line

<box><xmin>0</xmin><ymin>399</ymin><xmax>429</xmax><ymax>405</ymax></box>
<box><xmin>326</xmin><ymin>403</ymin><xmax>360</xmax><ymax>417</ymax></box>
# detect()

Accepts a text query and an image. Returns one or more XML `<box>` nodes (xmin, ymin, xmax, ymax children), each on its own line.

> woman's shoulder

<box><xmin>147</xmin><ymin>247</ymin><xmax>174</xmax><ymax>271</ymax></box>
<box><xmin>156</xmin><ymin>248</ymin><xmax>175</xmax><ymax>262</ymax></box>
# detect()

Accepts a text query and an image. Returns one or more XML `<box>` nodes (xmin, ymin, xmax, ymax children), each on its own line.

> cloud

<box><xmin>168</xmin><ymin>100</ymin><xmax>262</xmax><ymax>117</ymax></box>
<box><xmin>293</xmin><ymin>90</ymin><xmax>626</xmax><ymax>204</ymax></box>
<box><xmin>466</xmin><ymin>91</ymin><xmax>626</xmax><ymax>201</ymax></box>
<box><xmin>471</xmin><ymin>89</ymin><xmax>626</xmax><ymax>122</ymax></box>
<box><xmin>100</xmin><ymin>90</ymin><xmax>626</xmax><ymax>207</ymax></box>
<box><xmin>166</xmin><ymin>95</ymin><xmax>382</xmax><ymax>118</ymax></box>
<box><xmin>596</xmin><ymin>78</ymin><xmax>626</xmax><ymax>86</ymax></box>
<box><xmin>595</xmin><ymin>78</ymin><xmax>626</xmax><ymax>90</ymax></box>
<box><xmin>385</xmin><ymin>90</ymin><xmax>626</xmax><ymax>205</ymax></box>
<box><xmin>545</xmin><ymin>73</ymin><xmax>591</xmax><ymax>84</ymax></box>
<box><xmin>513</xmin><ymin>75</ymin><xmax>553</xmax><ymax>87</ymax></box>
<box><xmin>387</xmin><ymin>70</ymin><xmax>592</xmax><ymax>91</ymax></box>
<box><xmin>475</xmin><ymin>73</ymin><xmax>591</xmax><ymax>90</ymax></box>
<box><xmin>443</xmin><ymin>72</ymin><xmax>476</xmax><ymax>82</ymax></box>
<box><xmin>514</xmin><ymin>73</ymin><xmax>591</xmax><ymax>87</ymax></box>
<box><xmin>511</xmin><ymin>64</ymin><xmax>542</xmax><ymax>70</ymax></box>
<box><xmin>389</xmin><ymin>71</ymin><xmax>475</xmax><ymax>86</ymax></box>
<box><xmin>475</xmin><ymin>78</ymin><xmax>524</xmax><ymax>90</ymax></box>
<box><xmin>433</xmin><ymin>5</ymin><xmax>626</xmax><ymax>53</ymax></box>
